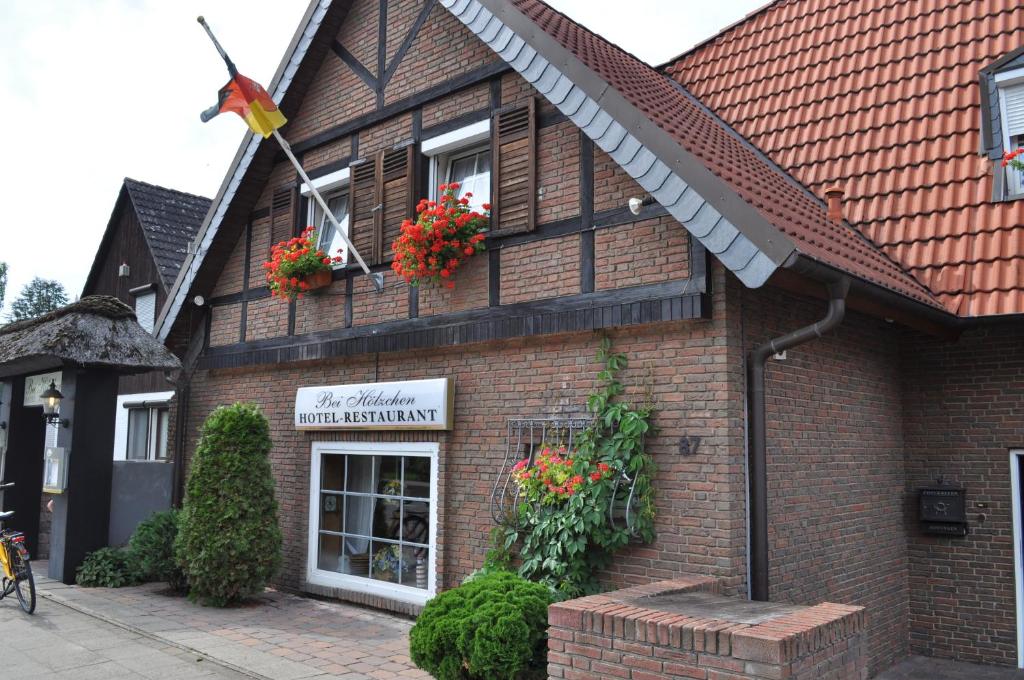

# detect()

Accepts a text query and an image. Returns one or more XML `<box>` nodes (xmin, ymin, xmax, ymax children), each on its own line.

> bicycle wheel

<box><xmin>12</xmin><ymin>551</ymin><xmax>35</xmax><ymax>614</ymax></box>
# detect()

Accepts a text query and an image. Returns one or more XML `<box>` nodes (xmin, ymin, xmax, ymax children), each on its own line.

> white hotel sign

<box><xmin>294</xmin><ymin>378</ymin><xmax>453</xmax><ymax>431</ymax></box>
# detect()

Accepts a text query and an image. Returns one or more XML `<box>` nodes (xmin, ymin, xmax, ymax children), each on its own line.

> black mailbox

<box><xmin>918</xmin><ymin>486</ymin><xmax>967</xmax><ymax>536</ymax></box>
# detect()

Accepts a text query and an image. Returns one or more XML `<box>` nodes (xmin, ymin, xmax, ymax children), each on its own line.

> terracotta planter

<box><xmin>304</xmin><ymin>269</ymin><xmax>332</xmax><ymax>293</ymax></box>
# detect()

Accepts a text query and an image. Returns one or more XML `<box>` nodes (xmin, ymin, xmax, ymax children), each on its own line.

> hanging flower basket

<box><xmin>263</xmin><ymin>226</ymin><xmax>343</xmax><ymax>301</ymax></box>
<box><xmin>390</xmin><ymin>183</ymin><xmax>490</xmax><ymax>289</ymax></box>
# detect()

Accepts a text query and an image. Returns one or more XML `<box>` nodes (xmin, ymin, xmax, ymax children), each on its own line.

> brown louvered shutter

<box><xmin>490</xmin><ymin>98</ymin><xmax>537</xmax><ymax>236</ymax></box>
<box><xmin>348</xmin><ymin>160</ymin><xmax>377</xmax><ymax>265</ymax></box>
<box><xmin>379</xmin><ymin>145</ymin><xmax>416</xmax><ymax>262</ymax></box>
<box><xmin>268</xmin><ymin>186</ymin><xmax>296</xmax><ymax>254</ymax></box>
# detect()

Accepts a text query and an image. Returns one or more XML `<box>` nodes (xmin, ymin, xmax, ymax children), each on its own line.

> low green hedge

<box><xmin>75</xmin><ymin>547</ymin><xmax>142</xmax><ymax>588</ymax></box>
<box><xmin>410</xmin><ymin>571</ymin><xmax>552</xmax><ymax>680</ymax></box>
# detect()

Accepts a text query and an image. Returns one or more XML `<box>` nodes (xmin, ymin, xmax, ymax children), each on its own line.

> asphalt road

<box><xmin>0</xmin><ymin>594</ymin><xmax>253</xmax><ymax>680</ymax></box>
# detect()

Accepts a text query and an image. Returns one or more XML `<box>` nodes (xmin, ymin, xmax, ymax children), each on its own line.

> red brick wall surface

<box><xmin>902</xmin><ymin>323</ymin><xmax>1024</xmax><ymax>666</ymax></box>
<box><xmin>547</xmin><ymin>577</ymin><xmax>868</xmax><ymax>680</ymax></box>
<box><xmin>740</xmin><ymin>284</ymin><xmax>909</xmax><ymax>675</ymax></box>
<box><xmin>184</xmin><ymin>266</ymin><xmax>745</xmax><ymax>598</ymax></box>
<box><xmin>595</xmin><ymin>216</ymin><xmax>689</xmax><ymax>291</ymax></box>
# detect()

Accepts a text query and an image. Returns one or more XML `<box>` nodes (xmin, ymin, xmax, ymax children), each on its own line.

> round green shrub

<box><xmin>410</xmin><ymin>571</ymin><xmax>552</xmax><ymax>680</ymax></box>
<box><xmin>175</xmin><ymin>403</ymin><xmax>282</xmax><ymax>606</ymax></box>
<box><xmin>130</xmin><ymin>509</ymin><xmax>186</xmax><ymax>592</ymax></box>
<box><xmin>76</xmin><ymin>547</ymin><xmax>141</xmax><ymax>588</ymax></box>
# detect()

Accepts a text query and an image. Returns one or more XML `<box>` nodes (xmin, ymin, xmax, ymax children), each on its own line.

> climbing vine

<box><xmin>499</xmin><ymin>337</ymin><xmax>656</xmax><ymax>598</ymax></box>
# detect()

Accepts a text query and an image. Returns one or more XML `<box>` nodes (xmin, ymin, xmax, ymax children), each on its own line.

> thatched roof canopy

<box><xmin>0</xmin><ymin>296</ymin><xmax>181</xmax><ymax>378</ymax></box>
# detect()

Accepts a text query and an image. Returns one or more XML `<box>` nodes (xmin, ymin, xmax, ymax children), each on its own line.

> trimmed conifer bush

<box><xmin>409</xmin><ymin>571</ymin><xmax>552</xmax><ymax>680</ymax></box>
<box><xmin>175</xmin><ymin>403</ymin><xmax>282</xmax><ymax>606</ymax></box>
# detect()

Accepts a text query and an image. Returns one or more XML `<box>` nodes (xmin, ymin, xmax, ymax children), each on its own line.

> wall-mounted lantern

<box><xmin>40</xmin><ymin>381</ymin><xmax>69</xmax><ymax>428</ymax></box>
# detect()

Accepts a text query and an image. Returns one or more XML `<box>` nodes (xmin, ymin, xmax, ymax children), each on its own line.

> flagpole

<box><xmin>272</xmin><ymin>130</ymin><xmax>383</xmax><ymax>292</ymax></box>
<box><xmin>196</xmin><ymin>16</ymin><xmax>382</xmax><ymax>293</ymax></box>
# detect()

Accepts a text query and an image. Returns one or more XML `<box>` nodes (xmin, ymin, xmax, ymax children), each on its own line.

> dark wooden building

<box><xmin>81</xmin><ymin>178</ymin><xmax>209</xmax><ymax>546</ymax></box>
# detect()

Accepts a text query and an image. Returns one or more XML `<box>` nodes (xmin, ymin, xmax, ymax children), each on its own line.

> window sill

<box><xmin>302</xmin><ymin>578</ymin><xmax>425</xmax><ymax>618</ymax></box>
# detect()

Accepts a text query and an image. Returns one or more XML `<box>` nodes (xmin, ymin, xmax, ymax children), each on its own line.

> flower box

<box><xmin>304</xmin><ymin>268</ymin><xmax>332</xmax><ymax>293</ymax></box>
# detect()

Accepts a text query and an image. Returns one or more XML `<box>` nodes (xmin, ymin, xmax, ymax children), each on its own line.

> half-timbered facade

<box><xmin>152</xmin><ymin>0</ymin><xmax>1024</xmax><ymax>675</ymax></box>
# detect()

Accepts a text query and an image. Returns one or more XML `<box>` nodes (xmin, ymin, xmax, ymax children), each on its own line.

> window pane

<box><xmin>126</xmin><ymin>409</ymin><xmax>149</xmax><ymax>461</ymax></box>
<box><xmin>401</xmin><ymin>546</ymin><xmax>429</xmax><ymax>589</ymax></box>
<box><xmin>316</xmin><ymin>194</ymin><xmax>350</xmax><ymax>264</ymax></box>
<box><xmin>402</xmin><ymin>499</ymin><xmax>430</xmax><ymax>546</ymax></box>
<box><xmin>403</xmin><ymin>457</ymin><xmax>430</xmax><ymax>498</ymax></box>
<box><xmin>370</xmin><ymin>541</ymin><xmax>400</xmax><ymax>584</ymax></box>
<box><xmin>344</xmin><ymin>493</ymin><xmax>375</xmax><ymax>539</ymax></box>
<box><xmin>346</xmin><ymin>455</ymin><xmax>375</xmax><ymax>495</ymax></box>
<box><xmin>322</xmin><ymin>454</ymin><xmax>345</xmax><ymax>492</ymax></box>
<box><xmin>345</xmin><ymin>539</ymin><xmax>370</xmax><ymax>578</ymax></box>
<box><xmin>320</xmin><ymin>493</ymin><xmax>343</xmax><ymax>533</ymax></box>
<box><xmin>446</xmin><ymin>149</ymin><xmax>490</xmax><ymax>211</ymax></box>
<box><xmin>378</xmin><ymin>456</ymin><xmax>401</xmax><ymax>496</ymax></box>
<box><xmin>318</xmin><ymin>533</ymin><xmax>342</xmax><ymax>572</ymax></box>
<box><xmin>154</xmin><ymin>409</ymin><xmax>170</xmax><ymax>460</ymax></box>
<box><xmin>372</xmin><ymin>496</ymin><xmax>401</xmax><ymax>541</ymax></box>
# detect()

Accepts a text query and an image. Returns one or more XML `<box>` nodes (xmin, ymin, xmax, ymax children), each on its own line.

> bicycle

<box><xmin>0</xmin><ymin>482</ymin><xmax>35</xmax><ymax>614</ymax></box>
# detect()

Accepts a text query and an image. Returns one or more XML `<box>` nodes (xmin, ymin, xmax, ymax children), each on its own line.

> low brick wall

<box><xmin>548</xmin><ymin>576</ymin><xmax>867</xmax><ymax>680</ymax></box>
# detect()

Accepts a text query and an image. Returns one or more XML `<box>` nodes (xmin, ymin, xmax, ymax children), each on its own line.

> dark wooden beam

<box><xmin>331</xmin><ymin>40</ymin><xmax>378</xmax><ymax>92</ymax></box>
<box><xmin>382</xmin><ymin>0</ymin><xmax>436</xmax><ymax>87</ymax></box>
<box><xmin>580</xmin><ymin>133</ymin><xmax>595</xmax><ymax>294</ymax></box>
<box><xmin>200</xmin><ymin>279</ymin><xmax>705</xmax><ymax>370</ymax></box>
<box><xmin>376</xmin><ymin>0</ymin><xmax>387</xmax><ymax>109</ymax></box>
<box><xmin>345</xmin><ymin>273</ymin><xmax>354</xmax><ymax>328</ymax></box>
<box><xmin>240</xmin><ymin>220</ymin><xmax>252</xmax><ymax>342</ymax></box>
<box><xmin>488</xmin><ymin>248</ymin><xmax>501</xmax><ymax>307</ymax></box>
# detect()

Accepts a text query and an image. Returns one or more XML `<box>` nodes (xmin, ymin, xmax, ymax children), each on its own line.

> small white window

<box><xmin>423</xmin><ymin>120</ymin><xmax>491</xmax><ymax>213</ymax></box>
<box><xmin>437</xmin><ymin>146</ymin><xmax>491</xmax><ymax>212</ymax></box>
<box><xmin>126</xmin><ymin>407</ymin><xmax>169</xmax><ymax>461</ymax></box>
<box><xmin>113</xmin><ymin>391</ymin><xmax>174</xmax><ymax>462</ymax></box>
<box><xmin>307</xmin><ymin>442</ymin><xmax>438</xmax><ymax>606</ymax></box>
<box><xmin>309</xmin><ymin>191</ymin><xmax>350</xmax><ymax>266</ymax></box>
<box><xmin>135</xmin><ymin>291</ymin><xmax>156</xmax><ymax>333</ymax></box>
<box><xmin>302</xmin><ymin>168</ymin><xmax>351</xmax><ymax>267</ymax></box>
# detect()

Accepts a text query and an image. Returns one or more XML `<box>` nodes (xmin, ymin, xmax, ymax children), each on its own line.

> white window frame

<box><xmin>301</xmin><ymin>168</ymin><xmax>351</xmax><ymax>266</ymax></box>
<box><xmin>135</xmin><ymin>291</ymin><xmax>157</xmax><ymax>333</ymax></box>
<box><xmin>1011</xmin><ymin>449</ymin><xmax>1024</xmax><ymax>668</ymax></box>
<box><xmin>113</xmin><ymin>391</ymin><xmax>174</xmax><ymax>462</ymax></box>
<box><xmin>307</xmin><ymin>441</ymin><xmax>439</xmax><ymax>606</ymax></box>
<box><xmin>423</xmin><ymin>120</ymin><xmax>491</xmax><ymax>207</ymax></box>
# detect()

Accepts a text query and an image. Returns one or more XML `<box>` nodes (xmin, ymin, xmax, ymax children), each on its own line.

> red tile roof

<box><xmin>506</xmin><ymin>0</ymin><xmax>943</xmax><ymax>311</ymax></box>
<box><xmin>667</xmin><ymin>0</ymin><xmax>1024</xmax><ymax>317</ymax></box>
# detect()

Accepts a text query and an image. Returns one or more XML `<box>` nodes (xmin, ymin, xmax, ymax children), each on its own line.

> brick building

<box><xmin>151</xmin><ymin>0</ymin><xmax>1024</xmax><ymax>676</ymax></box>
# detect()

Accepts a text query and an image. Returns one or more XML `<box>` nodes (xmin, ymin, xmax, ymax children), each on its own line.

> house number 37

<box><xmin>678</xmin><ymin>436</ymin><xmax>702</xmax><ymax>456</ymax></box>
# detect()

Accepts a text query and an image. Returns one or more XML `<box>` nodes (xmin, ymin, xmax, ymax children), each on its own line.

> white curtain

<box><xmin>343</xmin><ymin>455</ymin><xmax>380</xmax><ymax>556</ymax></box>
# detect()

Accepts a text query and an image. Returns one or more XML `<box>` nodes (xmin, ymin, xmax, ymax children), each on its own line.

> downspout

<box><xmin>747</xmin><ymin>274</ymin><xmax>850</xmax><ymax>601</ymax></box>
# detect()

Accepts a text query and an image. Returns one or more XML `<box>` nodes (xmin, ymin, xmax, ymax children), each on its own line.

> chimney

<box><xmin>824</xmin><ymin>186</ymin><xmax>844</xmax><ymax>222</ymax></box>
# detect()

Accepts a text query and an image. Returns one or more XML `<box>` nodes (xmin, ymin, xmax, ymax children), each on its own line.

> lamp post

<box><xmin>39</xmin><ymin>381</ymin><xmax>69</xmax><ymax>428</ymax></box>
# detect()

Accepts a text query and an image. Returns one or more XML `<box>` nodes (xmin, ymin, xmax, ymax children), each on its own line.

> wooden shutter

<box><xmin>348</xmin><ymin>160</ymin><xmax>378</xmax><ymax>265</ymax></box>
<box><xmin>490</xmin><ymin>98</ymin><xmax>537</xmax><ymax>236</ymax></box>
<box><xmin>379</xmin><ymin>145</ymin><xmax>416</xmax><ymax>262</ymax></box>
<box><xmin>268</xmin><ymin>186</ymin><xmax>296</xmax><ymax>254</ymax></box>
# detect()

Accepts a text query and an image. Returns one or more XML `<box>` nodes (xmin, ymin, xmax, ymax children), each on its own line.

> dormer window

<box><xmin>997</xmin><ymin>76</ymin><xmax>1024</xmax><ymax>195</ymax></box>
<box><xmin>981</xmin><ymin>53</ymin><xmax>1024</xmax><ymax>200</ymax></box>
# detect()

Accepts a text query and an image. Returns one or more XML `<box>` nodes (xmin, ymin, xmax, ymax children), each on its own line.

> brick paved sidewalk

<box><xmin>35</xmin><ymin>566</ymin><xmax>428</xmax><ymax>680</ymax></box>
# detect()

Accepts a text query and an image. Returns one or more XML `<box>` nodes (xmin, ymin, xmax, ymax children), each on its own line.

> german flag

<box><xmin>202</xmin><ymin>72</ymin><xmax>287</xmax><ymax>139</ymax></box>
<box><xmin>197</xmin><ymin>17</ymin><xmax>286</xmax><ymax>139</ymax></box>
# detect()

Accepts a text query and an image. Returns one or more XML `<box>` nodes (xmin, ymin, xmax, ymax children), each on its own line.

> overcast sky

<box><xmin>0</xmin><ymin>0</ymin><xmax>764</xmax><ymax>317</ymax></box>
